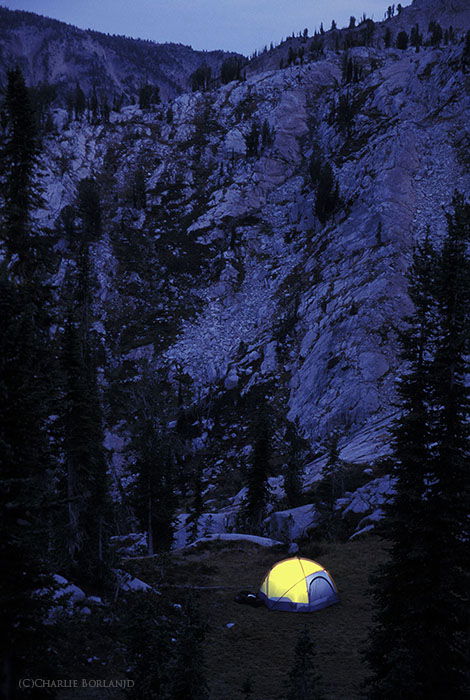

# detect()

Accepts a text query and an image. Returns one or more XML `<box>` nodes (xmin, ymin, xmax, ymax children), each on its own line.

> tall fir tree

<box><xmin>167</xmin><ymin>595</ymin><xmax>209</xmax><ymax>700</ymax></box>
<box><xmin>1</xmin><ymin>67</ymin><xmax>44</xmax><ymax>273</ymax></box>
<box><xmin>286</xmin><ymin>626</ymin><xmax>322</xmax><ymax>700</ymax></box>
<box><xmin>283</xmin><ymin>421</ymin><xmax>305</xmax><ymax>508</ymax></box>
<box><xmin>424</xmin><ymin>193</ymin><xmax>469</xmax><ymax>693</ymax></box>
<box><xmin>59</xmin><ymin>178</ymin><xmax>110</xmax><ymax>588</ymax></box>
<box><xmin>60</xmin><ymin>310</ymin><xmax>110</xmax><ymax>587</ymax></box>
<box><xmin>314</xmin><ymin>162</ymin><xmax>340</xmax><ymax>223</ymax></box>
<box><xmin>366</xmin><ymin>198</ymin><xmax>469</xmax><ymax>698</ymax></box>
<box><xmin>242</xmin><ymin>412</ymin><xmax>272</xmax><ymax>532</ymax></box>
<box><xmin>187</xmin><ymin>459</ymin><xmax>204</xmax><ymax>544</ymax></box>
<box><xmin>128</xmin><ymin>381</ymin><xmax>177</xmax><ymax>555</ymax></box>
<box><xmin>0</xmin><ymin>67</ymin><xmax>57</xmax><ymax>696</ymax></box>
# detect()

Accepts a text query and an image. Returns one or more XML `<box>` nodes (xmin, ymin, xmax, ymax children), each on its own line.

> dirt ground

<box><xmin>131</xmin><ymin>535</ymin><xmax>389</xmax><ymax>700</ymax></box>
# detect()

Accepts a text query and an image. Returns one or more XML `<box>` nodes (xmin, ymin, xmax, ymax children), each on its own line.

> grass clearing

<box><xmin>128</xmin><ymin>535</ymin><xmax>389</xmax><ymax>699</ymax></box>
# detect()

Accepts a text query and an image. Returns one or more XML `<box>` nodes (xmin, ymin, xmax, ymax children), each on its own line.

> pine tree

<box><xmin>283</xmin><ymin>422</ymin><xmax>305</xmax><ymax>508</ymax></box>
<box><xmin>73</xmin><ymin>82</ymin><xmax>86</xmax><ymax>120</ymax></box>
<box><xmin>286</xmin><ymin>626</ymin><xmax>322</xmax><ymax>700</ymax></box>
<box><xmin>242</xmin><ymin>413</ymin><xmax>271</xmax><ymax>532</ymax></box>
<box><xmin>129</xmin><ymin>419</ymin><xmax>177</xmax><ymax>554</ymax></box>
<box><xmin>425</xmin><ymin>193</ymin><xmax>470</xmax><ymax>692</ymax></box>
<box><xmin>117</xmin><ymin>591</ymin><xmax>175</xmax><ymax>699</ymax></box>
<box><xmin>429</xmin><ymin>21</ymin><xmax>443</xmax><ymax>47</ymax></box>
<box><xmin>220</xmin><ymin>56</ymin><xmax>244</xmax><ymax>84</ymax></box>
<box><xmin>1</xmin><ymin>67</ymin><xmax>44</xmax><ymax>272</ymax></box>
<box><xmin>245</xmin><ymin>120</ymin><xmax>260</xmax><ymax>157</ymax></box>
<box><xmin>89</xmin><ymin>86</ymin><xmax>99</xmax><ymax>123</ymax></box>
<box><xmin>410</xmin><ymin>24</ymin><xmax>423</xmax><ymax>52</ymax></box>
<box><xmin>187</xmin><ymin>460</ymin><xmax>204</xmax><ymax>544</ymax></box>
<box><xmin>190</xmin><ymin>64</ymin><xmax>212</xmax><ymax>92</ymax></box>
<box><xmin>366</xmin><ymin>199</ymin><xmax>469</xmax><ymax>697</ymax></box>
<box><xmin>0</xmin><ymin>66</ymin><xmax>57</xmax><ymax>695</ymax></box>
<box><xmin>315</xmin><ymin>162</ymin><xmax>340</xmax><ymax>223</ymax></box>
<box><xmin>395</xmin><ymin>30</ymin><xmax>409</xmax><ymax>50</ymax></box>
<box><xmin>366</xmin><ymin>231</ymin><xmax>439</xmax><ymax>696</ymax></box>
<box><xmin>139</xmin><ymin>83</ymin><xmax>160</xmax><ymax>110</ymax></box>
<box><xmin>242</xmin><ymin>677</ymin><xmax>254</xmax><ymax>698</ymax></box>
<box><xmin>168</xmin><ymin>595</ymin><xmax>209</xmax><ymax>699</ymax></box>
<box><xmin>130</xmin><ymin>167</ymin><xmax>147</xmax><ymax>209</ymax></box>
<box><xmin>59</xmin><ymin>178</ymin><xmax>110</xmax><ymax>587</ymax></box>
<box><xmin>315</xmin><ymin>431</ymin><xmax>347</xmax><ymax>538</ymax></box>
<box><xmin>60</xmin><ymin>310</ymin><xmax>110</xmax><ymax>587</ymax></box>
<box><xmin>126</xmin><ymin>369</ymin><xmax>178</xmax><ymax>554</ymax></box>
<box><xmin>261</xmin><ymin>119</ymin><xmax>274</xmax><ymax>148</ymax></box>
<box><xmin>77</xmin><ymin>177</ymin><xmax>102</xmax><ymax>241</ymax></box>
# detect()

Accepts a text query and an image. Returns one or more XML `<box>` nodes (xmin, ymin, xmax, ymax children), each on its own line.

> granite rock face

<box><xmin>4</xmin><ymin>0</ymin><xmax>468</xmax><ymax>531</ymax></box>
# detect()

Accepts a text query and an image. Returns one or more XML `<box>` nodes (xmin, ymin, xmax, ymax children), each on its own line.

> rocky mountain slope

<box><xmin>2</xmin><ymin>0</ymin><xmax>469</xmax><ymax>542</ymax></box>
<box><xmin>0</xmin><ymin>5</ymin><xmax>242</xmax><ymax>100</ymax></box>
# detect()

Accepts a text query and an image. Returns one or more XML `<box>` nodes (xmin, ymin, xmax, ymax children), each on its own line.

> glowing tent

<box><xmin>258</xmin><ymin>557</ymin><xmax>339</xmax><ymax>612</ymax></box>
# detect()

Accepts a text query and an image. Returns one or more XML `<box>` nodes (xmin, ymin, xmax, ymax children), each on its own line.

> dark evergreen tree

<box><xmin>190</xmin><ymin>64</ymin><xmax>212</xmax><ymax>92</ymax></box>
<box><xmin>130</xmin><ymin>167</ymin><xmax>147</xmax><ymax>209</ymax></box>
<box><xmin>100</xmin><ymin>98</ymin><xmax>110</xmax><ymax>123</ymax></box>
<box><xmin>314</xmin><ymin>162</ymin><xmax>340</xmax><ymax>223</ymax></box>
<box><xmin>77</xmin><ymin>177</ymin><xmax>102</xmax><ymax>241</ymax></box>
<box><xmin>139</xmin><ymin>83</ymin><xmax>160</xmax><ymax>109</ymax></box>
<box><xmin>89</xmin><ymin>86</ymin><xmax>99</xmax><ymax>123</ymax></box>
<box><xmin>366</xmin><ymin>199</ymin><xmax>469</xmax><ymax>698</ymax></box>
<box><xmin>283</xmin><ymin>422</ymin><xmax>305</xmax><ymax>508</ymax></box>
<box><xmin>242</xmin><ymin>413</ymin><xmax>271</xmax><ymax>532</ymax></box>
<box><xmin>336</xmin><ymin>91</ymin><xmax>356</xmax><ymax>131</ymax></box>
<box><xmin>187</xmin><ymin>460</ymin><xmax>204</xmax><ymax>544</ymax></box>
<box><xmin>384</xmin><ymin>28</ymin><xmax>392</xmax><ymax>48</ymax></box>
<box><xmin>314</xmin><ymin>431</ymin><xmax>347</xmax><ymax>538</ymax></box>
<box><xmin>245</xmin><ymin>120</ymin><xmax>260</xmax><ymax>157</ymax></box>
<box><xmin>220</xmin><ymin>56</ymin><xmax>244</xmax><ymax>84</ymax></box>
<box><xmin>261</xmin><ymin>119</ymin><xmax>274</xmax><ymax>148</ymax></box>
<box><xmin>117</xmin><ymin>591</ymin><xmax>175</xmax><ymax>699</ymax></box>
<box><xmin>60</xmin><ymin>312</ymin><xmax>110</xmax><ymax>587</ymax></box>
<box><xmin>309</xmin><ymin>35</ymin><xmax>324</xmax><ymax>58</ymax></box>
<box><xmin>167</xmin><ymin>595</ymin><xmax>209</xmax><ymax>700</ymax></box>
<box><xmin>429</xmin><ymin>21</ymin><xmax>443</xmax><ymax>47</ymax></box>
<box><xmin>1</xmin><ymin>67</ymin><xmax>44</xmax><ymax>270</ymax></box>
<box><xmin>309</xmin><ymin>150</ymin><xmax>323</xmax><ymax>185</ymax></box>
<box><xmin>0</xmin><ymin>66</ymin><xmax>57</xmax><ymax>696</ymax></box>
<box><xmin>426</xmin><ymin>193</ymin><xmax>470</xmax><ymax>692</ymax></box>
<box><xmin>464</xmin><ymin>30</ymin><xmax>470</xmax><ymax>73</ymax></box>
<box><xmin>242</xmin><ymin>677</ymin><xmax>254</xmax><ymax>698</ymax></box>
<box><xmin>286</xmin><ymin>626</ymin><xmax>322</xmax><ymax>700</ymax></box>
<box><xmin>410</xmin><ymin>24</ymin><xmax>423</xmax><ymax>52</ymax></box>
<box><xmin>395</xmin><ymin>30</ymin><xmax>409</xmax><ymax>50</ymax></box>
<box><xmin>366</xmin><ymin>232</ymin><xmax>438</xmax><ymax>697</ymax></box>
<box><xmin>125</xmin><ymin>369</ymin><xmax>177</xmax><ymax>554</ymax></box>
<box><xmin>73</xmin><ymin>82</ymin><xmax>86</xmax><ymax>120</ymax></box>
<box><xmin>287</xmin><ymin>46</ymin><xmax>296</xmax><ymax>66</ymax></box>
<box><xmin>59</xmin><ymin>178</ymin><xmax>110</xmax><ymax>587</ymax></box>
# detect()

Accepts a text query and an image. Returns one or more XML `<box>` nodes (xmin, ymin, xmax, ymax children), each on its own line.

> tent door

<box><xmin>308</xmin><ymin>575</ymin><xmax>332</xmax><ymax>602</ymax></box>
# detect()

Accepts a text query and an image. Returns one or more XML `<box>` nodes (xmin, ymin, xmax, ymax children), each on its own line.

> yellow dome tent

<box><xmin>258</xmin><ymin>557</ymin><xmax>339</xmax><ymax>612</ymax></box>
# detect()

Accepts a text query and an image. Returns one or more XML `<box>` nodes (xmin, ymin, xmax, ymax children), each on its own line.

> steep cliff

<box><xmin>2</xmin><ymin>0</ymin><xmax>468</xmax><ymax>540</ymax></box>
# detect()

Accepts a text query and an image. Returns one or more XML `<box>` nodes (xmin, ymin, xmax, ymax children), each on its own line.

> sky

<box><xmin>2</xmin><ymin>0</ymin><xmax>411</xmax><ymax>55</ymax></box>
